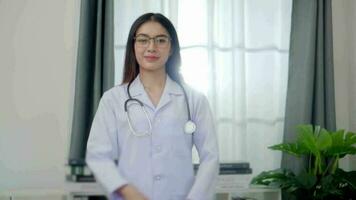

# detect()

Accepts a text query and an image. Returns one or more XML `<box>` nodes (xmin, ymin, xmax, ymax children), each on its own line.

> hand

<box><xmin>116</xmin><ymin>184</ymin><xmax>149</xmax><ymax>200</ymax></box>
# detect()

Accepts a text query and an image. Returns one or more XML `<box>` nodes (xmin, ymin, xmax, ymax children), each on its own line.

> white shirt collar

<box><xmin>127</xmin><ymin>74</ymin><xmax>184</xmax><ymax>110</ymax></box>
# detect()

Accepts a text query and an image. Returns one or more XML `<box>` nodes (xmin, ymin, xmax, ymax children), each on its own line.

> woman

<box><xmin>86</xmin><ymin>13</ymin><xmax>219</xmax><ymax>200</ymax></box>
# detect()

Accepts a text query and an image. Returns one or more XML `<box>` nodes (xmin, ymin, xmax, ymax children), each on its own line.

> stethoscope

<box><xmin>124</xmin><ymin>79</ymin><xmax>196</xmax><ymax>137</ymax></box>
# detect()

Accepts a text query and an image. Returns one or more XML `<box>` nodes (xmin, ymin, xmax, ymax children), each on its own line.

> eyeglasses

<box><xmin>134</xmin><ymin>35</ymin><xmax>171</xmax><ymax>48</ymax></box>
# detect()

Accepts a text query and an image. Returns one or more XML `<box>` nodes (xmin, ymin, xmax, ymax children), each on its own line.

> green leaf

<box><xmin>334</xmin><ymin>168</ymin><xmax>356</xmax><ymax>189</ymax></box>
<box><xmin>268</xmin><ymin>143</ymin><xmax>307</xmax><ymax>156</ymax></box>
<box><xmin>316</xmin><ymin>128</ymin><xmax>332</xmax><ymax>151</ymax></box>
<box><xmin>318</xmin><ymin>175</ymin><xmax>344</xmax><ymax>198</ymax></box>
<box><xmin>251</xmin><ymin>169</ymin><xmax>296</xmax><ymax>187</ymax></box>
<box><xmin>345</xmin><ymin>131</ymin><xmax>356</xmax><ymax>146</ymax></box>
<box><xmin>326</xmin><ymin>130</ymin><xmax>356</xmax><ymax>158</ymax></box>
<box><xmin>297</xmin><ymin>125</ymin><xmax>318</xmax><ymax>156</ymax></box>
<box><xmin>325</xmin><ymin>146</ymin><xmax>356</xmax><ymax>157</ymax></box>
<box><xmin>295</xmin><ymin>172</ymin><xmax>316</xmax><ymax>189</ymax></box>
<box><xmin>330</xmin><ymin>129</ymin><xmax>345</xmax><ymax>146</ymax></box>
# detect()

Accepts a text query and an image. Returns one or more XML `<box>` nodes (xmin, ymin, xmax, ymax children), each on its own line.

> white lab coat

<box><xmin>86</xmin><ymin>75</ymin><xmax>219</xmax><ymax>200</ymax></box>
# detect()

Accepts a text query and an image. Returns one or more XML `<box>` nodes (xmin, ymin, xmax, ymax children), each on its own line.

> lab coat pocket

<box><xmin>171</xmin><ymin>143</ymin><xmax>191</xmax><ymax>159</ymax></box>
<box><xmin>169</xmin><ymin>121</ymin><xmax>193</xmax><ymax>158</ymax></box>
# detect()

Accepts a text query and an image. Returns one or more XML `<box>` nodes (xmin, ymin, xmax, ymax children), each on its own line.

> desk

<box><xmin>65</xmin><ymin>182</ymin><xmax>105</xmax><ymax>199</ymax></box>
<box><xmin>0</xmin><ymin>189</ymin><xmax>66</xmax><ymax>200</ymax></box>
<box><xmin>0</xmin><ymin>183</ymin><xmax>280</xmax><ymax>200</ymax></box>
<box><xmin>66</xmin><ymin>182</ymin><xmax>281</xmax><ymax>200</ymax></box>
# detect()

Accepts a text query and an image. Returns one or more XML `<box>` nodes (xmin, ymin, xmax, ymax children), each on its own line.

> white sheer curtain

<box><xmin>114</xmin><ymin>0</ymin><xmax>292</xmax><ymax>176</ymax></box>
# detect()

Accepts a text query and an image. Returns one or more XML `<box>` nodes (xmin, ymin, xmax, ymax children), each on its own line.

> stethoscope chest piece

<box><xmin>184</xmin><ymin>120</ymin><xmax>196</xmax><ymax>134</ymax></box>
<box><xmin>126</xmin><ymin>78</ymin><xmax>196</xmax><ymax>136</ymax></box>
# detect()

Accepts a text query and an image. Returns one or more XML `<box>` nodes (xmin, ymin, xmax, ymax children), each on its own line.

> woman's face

<box><xmin>134</xmin><ymin>21</ymin><xmax>172</xmax><ymax>73</ymax></box>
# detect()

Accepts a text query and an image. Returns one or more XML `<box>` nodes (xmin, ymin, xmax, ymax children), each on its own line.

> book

<box><xmin>66</xmin><ymin>174</ymin><xmax>96</xmax><ymax>182</ymax></box>
<box><xmin>219</xmin><ymin>168</ymin><xmax>252</xmax><ymax>175</ymax></box>
<box><xmin>220</xmin><ymin>162</ymin><xmax>250</xmax><ymax>169</ymax></box>
<box><xmin>194</xmin><ymin>162</ymin><xmax>252</xmax><ymax>175</ymax></box>
<box><xmin>194</xmin><ymin>162</ymin><xmax>251</xmax><ymax>171</ymax></box>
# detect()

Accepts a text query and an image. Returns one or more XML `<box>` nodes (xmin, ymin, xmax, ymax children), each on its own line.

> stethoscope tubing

<box><xmin>124</xmin><ymin>78</ymin><xmax>195</xmax><ymax>136</ymax></box>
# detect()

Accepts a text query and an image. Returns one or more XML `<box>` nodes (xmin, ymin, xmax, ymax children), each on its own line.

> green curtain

<box><xmin>68</xmin><ymin>0</ymin><xmax>115</xmax><ymax>166</ymax></box>
<box><xmin>282</xmin><ymin>0</ymin><xmax>336</xmax><ymax>174</ymax></box>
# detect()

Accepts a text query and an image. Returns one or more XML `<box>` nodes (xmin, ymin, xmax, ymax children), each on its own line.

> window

<box><xmin>114</xmin><ymin>0</ymin><xmax>292</xmax><ymax>176</ymax></box>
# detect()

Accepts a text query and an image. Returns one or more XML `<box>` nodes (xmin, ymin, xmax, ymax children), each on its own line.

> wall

<box><xmin>0</xmin><ymin>0</ymin><xmax>80</xmax><ymax>190</ymax></box>
<box><xmin>332</xmin><ymin>0</ymin><xmax>356</xmax><ymax>170</ymax></box>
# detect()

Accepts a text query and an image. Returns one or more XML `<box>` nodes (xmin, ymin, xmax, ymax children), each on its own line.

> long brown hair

<box><xmin>121</xmin><ymin>13</ymin><xmax>183</xmax><ymax>84</ymax></box>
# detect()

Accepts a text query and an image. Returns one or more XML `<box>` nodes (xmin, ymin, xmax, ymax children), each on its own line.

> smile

<box><xmin>144</xmin><ymin>56</ymin><xmax>159</xmax><ymax>61</ymax></box>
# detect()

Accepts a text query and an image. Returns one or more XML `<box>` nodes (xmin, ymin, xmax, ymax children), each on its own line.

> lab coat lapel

<box><xmin>155</xmin><ymin>82</ymin><xmax>171</xmax><ymax>111</ymax></box>
<box><xmin>155</xmin><ymin>76</ymin><xmax>183</xmax><ymax>111</ymax></box>
<box><xmin>130</xmin><ymin>75</ymin><xmax>183</xmax><ymax>112</ymax></box>
<box><xmin>129</xmin><ymin>76</ymin><xmax>156</xmax><ymax>111</ymax></box>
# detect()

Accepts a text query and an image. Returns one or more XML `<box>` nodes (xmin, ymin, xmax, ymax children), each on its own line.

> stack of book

<box><xmin>219</xmin><ymin>162</ymin><xmax>252</xmax><ymax>175</ymax></box>
<box><xmin>66</xmin><ymin>164</ymin><xmax>95</xmax><ymax>182</ymax></box>
<box><xmin>217</xmin><ymin>162</ymin><xmax>253</xmax><ymax>191</ymax></box>
<box><xmin>194</xmin><ymin>162</ymin><xmax>252</xmax><ymax>175</ymax></box>
<box><xmin>67</xmin><ymin>162</ymin><xmax>252</xmax><ymax>183</ymax></box>
<box><xmin>66</xmin><ymin>159</ymin><xmax>117</xmax><ymax>182</ymax></box>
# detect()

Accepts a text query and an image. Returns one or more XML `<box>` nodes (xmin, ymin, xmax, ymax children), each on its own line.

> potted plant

<box><xmin>251</xmin><ymin>124</ymin><xmax>356</xmax><ymax>200</ymax></box>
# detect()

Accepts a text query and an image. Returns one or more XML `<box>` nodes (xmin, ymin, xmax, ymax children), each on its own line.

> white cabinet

<box><xmin>216</xmin><ymin>188</ymin><xmax>281</xmax><ymax>200</ymax></box>
<box><xmin>215</xmin><ymin>174</ymin><xmax>281</xmax><ymax>200</ymax></box>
